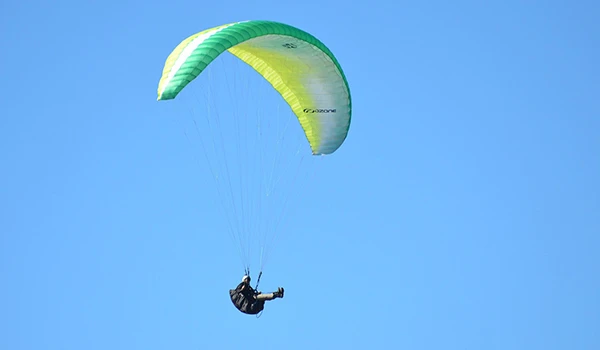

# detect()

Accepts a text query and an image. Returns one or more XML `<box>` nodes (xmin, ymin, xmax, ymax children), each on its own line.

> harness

<box><xmin>230</xmin><ymin>269</ymin><xmax>266</xmax><ymax>316</ymax></box>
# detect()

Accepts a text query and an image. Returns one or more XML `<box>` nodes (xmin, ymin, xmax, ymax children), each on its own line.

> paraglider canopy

<box><xmin>157</xmin><ymin>20</ymin><xmax>352</xmax><ymax>155</ymax></box>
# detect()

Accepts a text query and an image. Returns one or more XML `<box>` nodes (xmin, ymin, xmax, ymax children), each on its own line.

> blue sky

<box><xmin>1</xmin><ymin>0</ymin><xmax>599</xmax><ymax>349</ymax></box>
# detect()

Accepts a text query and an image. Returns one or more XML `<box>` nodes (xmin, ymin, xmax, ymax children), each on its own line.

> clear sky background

<box><xmin>1</xmin><ymin>0</ymin><xmax>599</xmax><ymax>349</ymax></box>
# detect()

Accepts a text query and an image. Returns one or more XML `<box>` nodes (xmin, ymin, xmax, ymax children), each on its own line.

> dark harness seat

<box><xmin>229</xmin><ymin>282</ymin><xmax>265</xmax><ymax>315</ymax></box>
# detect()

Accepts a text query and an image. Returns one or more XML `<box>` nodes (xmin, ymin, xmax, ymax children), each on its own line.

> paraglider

<box><xmin>229</xmin><ymin>275</ymin><xmax>284</xmax><ymax>315</ymax></box>
<box><xmin>156</xmin><ymin>20</ymin><xmax>351</xmax><ymax>314</ymax></box>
